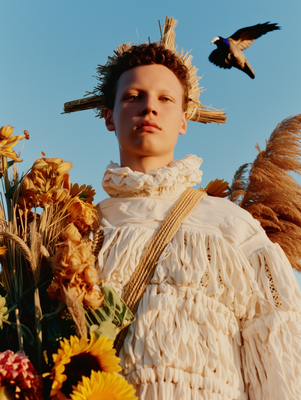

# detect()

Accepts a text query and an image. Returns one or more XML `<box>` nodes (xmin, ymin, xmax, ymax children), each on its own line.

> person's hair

<box><xmin>97</xmin><ymin>42</ymin><xmax>191</xmax><ymax>111</ymax></box>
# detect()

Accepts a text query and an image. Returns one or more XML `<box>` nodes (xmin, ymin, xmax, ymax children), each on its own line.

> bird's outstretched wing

<box><xmin>230</xmin><ymin>22</ymin><xmax>280</xmax><ymax>51</ymax></box>
<box><xmin>208</xmin><ymin>49</ymin><xmax>232</xmax><ymax>69</ymax></box>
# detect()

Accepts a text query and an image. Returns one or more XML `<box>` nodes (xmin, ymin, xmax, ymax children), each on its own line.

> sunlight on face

<box><xmin>104</xmin><ymin>64</ymin><xmax>187</xmax><ymax>171</ymax></box>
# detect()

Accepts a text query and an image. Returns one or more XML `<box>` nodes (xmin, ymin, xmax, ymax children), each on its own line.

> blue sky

<box><xmin>1</xmin><ymin>0</ymin><xmax>301</xmax><ymax>285</ymax></box>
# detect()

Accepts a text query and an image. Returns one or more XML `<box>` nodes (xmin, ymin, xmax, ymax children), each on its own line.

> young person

<box><xmin>65</xmin><ymin>18</ymin><xmax>301</xmax><ymax>400</ymax></box>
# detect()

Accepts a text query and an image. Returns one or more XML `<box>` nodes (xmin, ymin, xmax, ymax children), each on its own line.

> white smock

<box><xmin>96</xmin><ymin>155</ymin><xmax>301</xmax><ymax>400</ymax></box>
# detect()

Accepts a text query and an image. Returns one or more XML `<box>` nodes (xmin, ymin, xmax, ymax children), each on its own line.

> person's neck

<box><xmin>119</xmin><ymin>153</ymin><xmax>174</xmax><ymax>172</ymax></box>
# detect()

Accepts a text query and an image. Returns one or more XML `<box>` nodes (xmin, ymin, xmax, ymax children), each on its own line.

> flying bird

<box><xmin>209</xmin><ymin>22</ymin><xmax>280</xmax><ymax>79</ymax></box>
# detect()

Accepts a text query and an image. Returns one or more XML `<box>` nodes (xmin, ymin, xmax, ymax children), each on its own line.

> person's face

<box><xmin>104</xmin><ymin>64</ymin><xmax>187</xmax><ymax>168</ymax></box>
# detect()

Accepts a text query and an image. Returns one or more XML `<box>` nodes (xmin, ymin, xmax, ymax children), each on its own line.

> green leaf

<box><xmin>100</xmin><ymin>286</ymin><xmax>135</xmax><ymax>330</ymax></box>
<box><xmin>90</xmin><ymin>321</ymin><xmax>117</xmax><ymax>341</ymax></box>
<box><xmin>86</xmin><ymin>286</ymin><xmax>135</xmax><ymax>337</ymax></box>
<box><xmin>5</xmin><ymin>182</ymin><xmax>19</xmax><ymax>199</ymax></box>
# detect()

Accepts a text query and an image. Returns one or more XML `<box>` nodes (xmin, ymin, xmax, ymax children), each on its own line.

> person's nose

<box><xmin>139</xmin><ymin>94</ymin><xmax>158</xmax><ymax>116</ymax></box>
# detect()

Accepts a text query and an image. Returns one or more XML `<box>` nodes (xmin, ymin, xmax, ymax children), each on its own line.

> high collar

<box><xmin>102</xmin><ymin>155</ymin><xmax>203</xmax><ymax>198</ymax></box>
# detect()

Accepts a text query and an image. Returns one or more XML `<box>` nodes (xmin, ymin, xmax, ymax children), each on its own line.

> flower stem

<box><xmin>15</xmin><ymin>308</ymin><xmax>24</xmax><ymax>351</ymax></box>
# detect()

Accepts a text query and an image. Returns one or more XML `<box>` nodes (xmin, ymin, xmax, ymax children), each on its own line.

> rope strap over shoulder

<box><xmin>114</xmin><ymin>186</ymin><xmax>207</xmax><ymax>354</ymax></box>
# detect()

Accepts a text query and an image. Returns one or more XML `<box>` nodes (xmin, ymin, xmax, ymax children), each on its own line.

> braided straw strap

<box><xmin>114</xmin><ymin>187</ymin><xmax>207</xmax><ymax>354</ymax></box>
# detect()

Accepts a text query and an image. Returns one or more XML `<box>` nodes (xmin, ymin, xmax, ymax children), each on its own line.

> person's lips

<box><xmin>136</xmin><ymin>121</ymin><xmax>161</xmax><ymax>131</ymax></box>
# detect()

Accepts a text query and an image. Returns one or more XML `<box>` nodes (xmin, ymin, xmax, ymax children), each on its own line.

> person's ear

<box><xmin>179</xmin><ymin>112</ymin><xmax>188</xmax><ymax>136</ymax></box>
<box><xmin>104</xmin><ymin>108</ymin><xmax>116</xmax><ymax>131</ymax></box>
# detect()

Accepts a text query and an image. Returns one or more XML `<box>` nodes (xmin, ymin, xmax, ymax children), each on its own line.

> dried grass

<box><xmin>230</xmin><ymin>114</ymin><xmax>301</xmax><ymax>271</ymax></box>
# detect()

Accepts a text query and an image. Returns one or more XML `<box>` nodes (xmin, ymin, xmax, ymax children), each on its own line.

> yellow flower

<box><xmin>70</xmin><ymin>370</ymin><xmax>138</xmax><ymax>400</ymax></box>
<box><xmin>0</xmin><ymin>295</ymin><xmax>8</xmax><ymax>329</ymax></box>
<box><xmin>21</xmin><ymin>157</ymin><xmax>72</xmax><ymax>208</ymax></box>
<box><xmin>0</xmin><ymin>126</ymin><xmax>29</xmax><ymax>162</ymax></box>
<box><xmin>47</xmin><ymin>334</ymin><xmax>122</xmax><ymax>398</ymax></box>
<box><xmin>0</xmin><ymin>125</ymin><xmax>14</xmax><ymax>139</ymax></box>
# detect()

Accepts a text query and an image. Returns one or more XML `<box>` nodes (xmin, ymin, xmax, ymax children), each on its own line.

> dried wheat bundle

<box><xmin>230</xmin><ymin>114</ymin><xmax>301</xmax><ymax>271</ymax></box>
<box><xmin>63</xmin><ymin>15</ymin><xmax>226</xmax><ymax>125</ymax></box>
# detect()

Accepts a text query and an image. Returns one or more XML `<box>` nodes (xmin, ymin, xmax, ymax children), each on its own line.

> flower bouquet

<box><xmin>0</xmin><ymin>125</ymin><xmax>136</xmax><ymax>399</ymax></box>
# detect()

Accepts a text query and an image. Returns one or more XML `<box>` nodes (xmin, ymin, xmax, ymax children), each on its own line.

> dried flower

<box><xmin>21</xmin><ymin>157</ymin><xmax>72</xmax><ymax>208</ymax></box>
<box><xmin>52</xmin><ymin>239</ymin><xmax>94</xmax><ymax>277</ymax></box>
<box><xmin>82</xmin><ymin>266</ymin><xmax>98</xmax><ymax>285</ymax></box>
<box><xmin>48</xmin><ymin>238</ymin><xmax>99</xmax><ymax>307</ymax></box>
<box><xmin>60</xmin><ymin>223</ymin><xmax>82</xmax><ymax>243</ymax></box>
<box><xmin>37</xmin><ymin>187</ymin><xmax>70</xmax><ymax>206</ymax></box>
<box><xmin>83</xmin><ymin>286</ymin><xmax>104</xmax><ymax>309</ymax></box>
<box><xmin>0</xmin><ymin>350</ymin><xmax>43</xmax><ymax>400</ymax></box>
<box><xmin>0</xmin><ymin>295</ymin><xmax>8</xmax><ymax>329</ymax></box>
<box><xmin>67</xmin><ymin>199</ymin><xmax>97</xmax><ymax>234</ymax></box>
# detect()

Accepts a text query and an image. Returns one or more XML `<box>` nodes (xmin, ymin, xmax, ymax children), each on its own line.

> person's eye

<box><xmin>125</xmin><ymin>94</ymin><xmax>139</xmax><ymax>101</ymax></box>
<box><xmin>160</xmin><ymin>96</ymin><xmax>172</xmax><ymax>102</ymax></box>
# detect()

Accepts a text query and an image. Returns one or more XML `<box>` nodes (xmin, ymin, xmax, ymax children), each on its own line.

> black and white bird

<box><xmin>209</xmin><ymin>22</ymin><xmax>280</xmax><ymax>79</ymax></box>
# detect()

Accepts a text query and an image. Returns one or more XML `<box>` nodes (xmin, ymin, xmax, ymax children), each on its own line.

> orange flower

<box><xmin>48</xmin><ymin>279</ymin><xmax>86</xmax><ymax>304</ymax></box>
<box><xmin>52</xmin><ymin>239</ymin><xmax>94</xmax><ymax>277</ymax></box>
<box><xmin>60</xmin><ymin>223</ymin><xmax>82</xmax><ymax>243</ymax></box>
<box><xmin>83</xmin><ymin>287</ymin><xmax>104</xmax><ymax>309</ymax></box>
<box><xmin>21</xmin><ymin>157</ymin><xmax>72</xmax><ymax>208</ymax></box>
<box><xmin>48</xmin><ymin>237</ymin><xmax>102</xmax><ymax>308</ymax></box>
<box><xmin>82</xmin><ymin>266</ymin><xmax>98</xmax><ymax>285</ymax></box>
<box><xmin>67</xmin><ymin>199</ymin><xmax>97</xmax><ymax>234</ymax></box>
<box><xmin>37</xmin><ymin>187</ymin><xmax>70</xmax><ymax>206</ymax></box>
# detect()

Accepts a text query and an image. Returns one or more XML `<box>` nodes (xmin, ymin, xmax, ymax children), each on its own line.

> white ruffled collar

<box><xmin>102</xmin><ymin>155</ymin><xmax>203</xmax><ymax>198</ymax></box>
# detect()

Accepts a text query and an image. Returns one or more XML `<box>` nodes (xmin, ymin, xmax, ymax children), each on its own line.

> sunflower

<box><xmin>47</xmin><ymin>334</ymin><xmax>121</xmax><ymax>398</ymax></box>
<box><xmin>70</xmin><ymin>370</ymin><xmax>138</xmax><ymax>400</ymax></box>
<box><xmin>71</xmin><ymin>183</ymin><xmax>96</xmax><ymax>204</ymax></box>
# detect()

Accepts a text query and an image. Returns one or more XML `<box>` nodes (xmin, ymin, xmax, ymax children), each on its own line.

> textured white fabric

<box><xmin>97</xmin><ymin>155</ymin><xmax>301</xmax><ymax>400</ymax></box>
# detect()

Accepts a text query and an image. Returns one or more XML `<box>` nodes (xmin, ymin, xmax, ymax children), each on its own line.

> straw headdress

<box><xmin>63</xmin><ymin>16</ymin><xmax>227</xmax><ymax>125</ymax></box>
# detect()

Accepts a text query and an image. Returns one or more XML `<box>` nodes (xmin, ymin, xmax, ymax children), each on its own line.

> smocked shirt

<box><xmin>96</xmin><ymin>155</ymin><xmax>301</xmax><ymax>400</ymax></box>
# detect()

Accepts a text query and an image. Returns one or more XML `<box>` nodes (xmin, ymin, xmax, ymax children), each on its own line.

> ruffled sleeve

<box><xmin>241</xmin><ymin>241</ymin><xmax>301</xmax><ymax>399</ymax></box>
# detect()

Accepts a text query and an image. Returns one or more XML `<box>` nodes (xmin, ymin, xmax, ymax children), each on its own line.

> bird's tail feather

<box><xmin>243</xmin><ymin>63</ymin><xmax>255</xmax><ymax>79</ymax></box>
